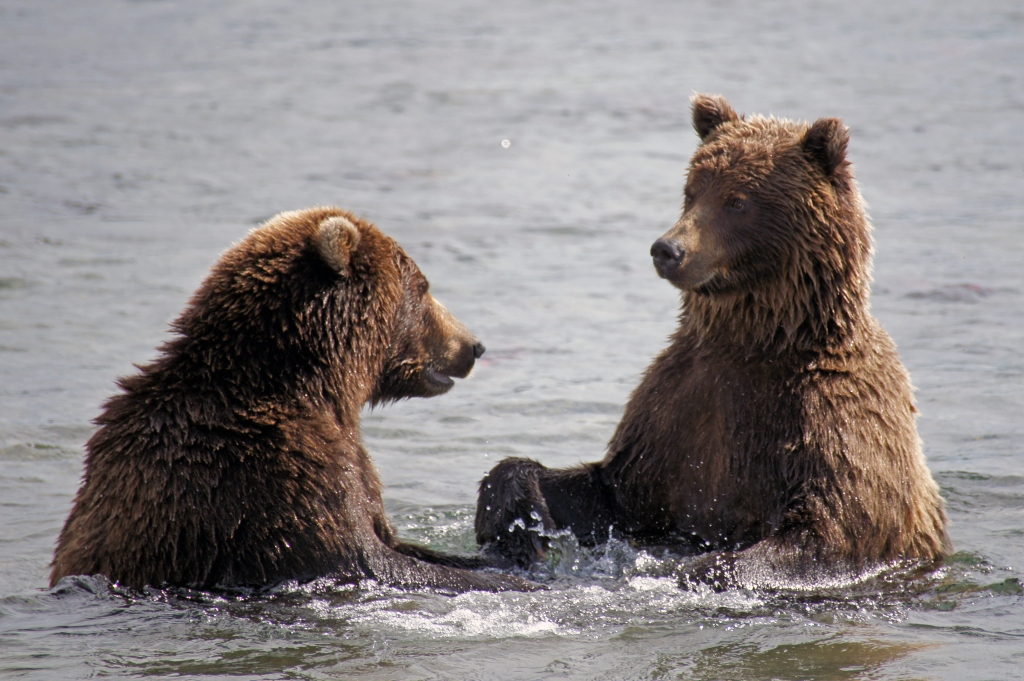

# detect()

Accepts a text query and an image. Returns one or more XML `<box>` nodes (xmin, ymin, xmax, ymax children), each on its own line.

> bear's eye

<box><xmin>726</xmin><ymin>196</ymin><xmax>746</xmax><ymax>212</ymax></box>
<box><xmin>417</xmin><ymin>280</ymin><xmax>429</xmax><ymax>296</ymax></box>
<box><xmin>683</xmin><ymin>188</ymin><xmax>695</xmax><ymax>206</ymax></box>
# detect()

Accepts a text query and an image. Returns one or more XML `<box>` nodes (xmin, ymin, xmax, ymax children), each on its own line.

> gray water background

<box><xmin>1</xmin><ymin>0</ymin><xmax>1023</xmax><ymax>678</ymax></box>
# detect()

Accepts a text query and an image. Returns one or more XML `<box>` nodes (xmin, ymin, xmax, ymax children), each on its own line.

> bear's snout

<box><xmin>442</xmin><ymin>333</ymin><xmax>482</xmax><ymax>379</ymax></box>
<box><xmin>651</xmin><ymin>238</ymin><xmax>685</xmax><ymax>278</ymax></box>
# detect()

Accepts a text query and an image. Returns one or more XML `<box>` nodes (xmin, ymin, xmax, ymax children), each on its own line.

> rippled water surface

<box><xmin>2</xmin><ymin>1</ymin><xmax>1023</xmax><ymax>679</ymax></box>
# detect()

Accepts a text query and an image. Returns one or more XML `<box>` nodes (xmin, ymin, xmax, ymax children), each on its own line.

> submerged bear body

<box><xmin>52</xmin><ymin>207</ymin><xmax>532</xmax><ymax>593</ymax></box>
<box><xmin>476</xmin><ymin>95</ymin><xmax>951</xmax><ymax>586</ymax></box>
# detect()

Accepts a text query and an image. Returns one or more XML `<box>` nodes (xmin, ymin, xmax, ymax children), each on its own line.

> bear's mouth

<box><xmin>425</xmin><ymin>367</ymin><xmax>456</xmax><ymax>390</ymax></box>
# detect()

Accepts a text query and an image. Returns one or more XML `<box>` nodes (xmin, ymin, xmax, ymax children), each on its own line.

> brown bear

<box><xmin>51</xmin><ymin>206</ymin><xmax>534</xmax><ymax>593</ymax></box>
<box><xmin>475</xmin><ymin>95</ymin><xmax>952</xmax><ymax>588</ymax></box>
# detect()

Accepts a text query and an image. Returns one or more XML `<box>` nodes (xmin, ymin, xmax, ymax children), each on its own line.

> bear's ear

<box><xmin>803</xmin><ymin>117</ymin><xmax>849</xmax><ymax>178</ymax></box>
<box><xmin>692</xmin><ymin>93</ymin><xmax>740</xmax><ymax>141</ymax></box>
<box><xmin>316</xmin><ymin>215</ymin><xmax>361</xmax><ymax>276</ymax></box>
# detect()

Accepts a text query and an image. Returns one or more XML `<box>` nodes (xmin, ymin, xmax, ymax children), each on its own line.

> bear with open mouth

<box><xmin>51</xmin><ymin>207</ymin><xmax>535</xmax><ymax>593</ymax></box>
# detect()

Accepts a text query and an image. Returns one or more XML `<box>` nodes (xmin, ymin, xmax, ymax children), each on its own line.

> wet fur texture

<box><xmin>476</xmin><ymin>95</ymin><xmax>952</xmax><ymax>588</ymax></box>
<box><xmin>51</xmin><ymin>207</ymin><xmax>534</xmax><ymax>593</ymax></box>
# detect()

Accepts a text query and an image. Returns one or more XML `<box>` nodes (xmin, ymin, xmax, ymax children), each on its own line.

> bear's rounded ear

<box><xmin>692</xmin><ymin>93</ymin><xmax>740</xmax><ymax>142</ymax></box>
<box><xmin>316</xmin><ymin>215</ymin><xmax>361</xmax><ymax>276</ymax></box>
<box><xmin>803</xmin><ymin>117</ymin><xmax>849</xmax><ymax>178</ymax></box>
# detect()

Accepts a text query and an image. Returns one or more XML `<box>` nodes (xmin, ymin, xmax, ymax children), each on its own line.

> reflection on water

<box><xmin>676</xmin><ymin>638</ymin><xmax>929</xmax><ymax>681</ymax></box>
<box><xmin>2</xmin><ymin>0</ymin><xmax>1024</xmax><ymax>678</ymax></box>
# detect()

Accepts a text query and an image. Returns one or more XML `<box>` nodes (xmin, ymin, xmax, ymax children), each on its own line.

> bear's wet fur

<box><xmin>476</xmin><ymin>95</ymin><xmax>952</xmax><ymax>588</ymax></box>
<box><xmin>51</xmin><ymin>207</ymin><xmax>534</xmax><ymax>593</ymax></box>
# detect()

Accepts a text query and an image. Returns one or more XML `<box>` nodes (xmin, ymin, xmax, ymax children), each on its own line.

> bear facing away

<box><xmin>51</xmin><ymin>207</ymin><xmax>534</xmax><ymax>593</ymax></box>
<box><xmin>476</xmin><ymin>95</ymin><xmax>952</xmax><ymax>588</ymax></box>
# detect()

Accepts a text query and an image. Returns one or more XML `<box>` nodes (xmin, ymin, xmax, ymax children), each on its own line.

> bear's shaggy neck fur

<box><xmin>680</xmin><ymin>115</ymin><xmax>872</xmax><ymax>356</ymax></box>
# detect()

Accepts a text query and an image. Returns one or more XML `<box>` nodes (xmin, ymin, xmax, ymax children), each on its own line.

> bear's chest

<box><xmin>608</xmin><ymin>348</ymin><xmax>804</xmax><ymax>545</ymax></box>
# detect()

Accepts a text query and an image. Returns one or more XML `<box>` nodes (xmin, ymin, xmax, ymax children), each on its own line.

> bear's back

<box><xmin>51</xmin><ymin>369</ymin><xmax>382</xmax><ymax>589</ymax></box>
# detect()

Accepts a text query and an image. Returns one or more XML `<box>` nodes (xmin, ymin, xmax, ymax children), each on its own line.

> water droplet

<box><xmin>501</xmin><ymin>139</ymin><xmax>511</xmax><ymax>148</ymax></box>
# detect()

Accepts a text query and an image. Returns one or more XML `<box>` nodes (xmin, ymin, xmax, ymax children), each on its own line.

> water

<box><xmin>2</xmin><ymin>0</ymin><xmax>1023</xmax><ymax>678</ymax></box>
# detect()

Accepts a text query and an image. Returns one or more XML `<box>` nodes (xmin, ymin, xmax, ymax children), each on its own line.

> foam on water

<box><xmin>299</xmin><ymin>573</ymin><xmax>763</xmax><ymax>641</ymax></box>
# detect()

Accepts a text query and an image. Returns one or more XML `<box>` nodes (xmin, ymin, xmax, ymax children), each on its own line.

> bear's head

<box><xmin>648</xmin><ymin>94</ymin><xmax>872</xmax><ymax>347</ymax></box>
<box><xmin>170</xmin><ymin>207</ymin><xmax>483</xmax><ymax>411</ymax></box>
<box><xmin>651</xmin><ymin>94</ymin><xmax>868</xmax><ymax>302</ymax></box>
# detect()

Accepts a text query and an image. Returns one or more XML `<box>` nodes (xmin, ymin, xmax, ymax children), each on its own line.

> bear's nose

<box><xmin>473</xmin><ymin>341</ymin><xmax>486</xmax><ymax>359</ymax></box>
<box><xmin>651</xmin><ymin>238</ymin><xmax>685</xmax><ymax>275</ymax></box>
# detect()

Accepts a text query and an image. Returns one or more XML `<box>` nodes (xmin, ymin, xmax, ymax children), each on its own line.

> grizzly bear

<box><xmin>475</xmin><ymin>94</ymin><xmax>952</xmax><ymax>588</ymax></box>
<box><xmin>51</xmin><ymin>207</ymin><xmax>533</xmax><ymax>593</ymax></box>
